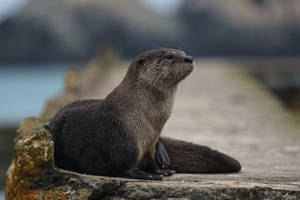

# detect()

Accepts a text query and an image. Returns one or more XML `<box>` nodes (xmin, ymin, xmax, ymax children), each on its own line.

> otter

<box><xmin>49</xmin><ymin>49</ymin><xmax>241</xmax><ymax>180</ymax></box>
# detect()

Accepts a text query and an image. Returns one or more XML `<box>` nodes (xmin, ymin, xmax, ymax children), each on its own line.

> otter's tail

<box><xmin>160</xmin><ymin>137</ymin><xmax>241</xmax><ymax>173</ymax></box>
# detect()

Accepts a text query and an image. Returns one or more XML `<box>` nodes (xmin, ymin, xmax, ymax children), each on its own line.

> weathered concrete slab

<box><xmin>6</xmin><ymin>59</ymin><xmax>300</xmax><ymax>199</ymax></box>
<box><xmin>165</xmin><ymin>61</ymin><xmax>300</xmax><ymax>185</ymax></box>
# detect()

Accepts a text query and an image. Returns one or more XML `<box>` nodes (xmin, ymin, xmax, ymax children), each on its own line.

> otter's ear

<box><xmin>137</xmin><ymin>59</ymin><xmax>145</xmax><ymax>67</ymax></box>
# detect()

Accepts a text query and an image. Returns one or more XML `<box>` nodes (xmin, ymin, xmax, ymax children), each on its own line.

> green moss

<box><xmin>288</xmin><ymin>110</ymin><xmax>300</xmax><ymax>125</ymax></box>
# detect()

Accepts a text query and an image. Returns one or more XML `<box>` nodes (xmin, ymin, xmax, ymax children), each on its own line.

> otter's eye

<box><xmin>165</xmin><ymin>54</ymin><xmax>174</xmax><ymax>60</ymax></box>
<box><xmin>137</xmin><ymin>59</ymin><xmax>145</xmax><ymax>66</ymax></box>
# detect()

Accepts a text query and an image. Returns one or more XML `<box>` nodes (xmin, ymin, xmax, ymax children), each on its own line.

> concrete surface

<box><xmin>165</xmin><ymin>61</ymin><xmax>300</xmax><ymax>185</ymax></box>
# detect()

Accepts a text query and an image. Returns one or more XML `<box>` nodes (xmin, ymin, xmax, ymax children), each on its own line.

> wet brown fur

<box><xmin>160</xmin><ymin>137</ymin><xmax>241</xmax><ymax>173</ymax></box>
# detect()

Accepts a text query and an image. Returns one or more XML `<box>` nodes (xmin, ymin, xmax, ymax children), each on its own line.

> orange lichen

<box><xmin>7</xmin><ymin>188</ymin><xmax>68</xmax><ymax>200</ymax></box>
<box><xmin>6</xmin><ymin>118</ymin><xmax>90</xmax><ymax>200</ymax></box>
<box><xmin>14</xmin><ymin>190</ymin><xmax>41</xmax><ymax>200</ymax></box>
<box><xmin>5</xmin><ymin>158</ymin><xmax>32</xmax><ymax>200</ymax></box>
<box><xmin>5</xmin><ymin>118</ymin><xmax>55</xmax><ymax>200</ymax></box>
<box><xmin>45</xmin><ymin>188</ymin><xmax>67</xmax><ymax>200</ymax></box>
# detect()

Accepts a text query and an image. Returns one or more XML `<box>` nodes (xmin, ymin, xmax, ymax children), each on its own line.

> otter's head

<box><xmin>126</xmin><ymin>49</ymin><xmax>194</xmax><ymax>90</ymax></box>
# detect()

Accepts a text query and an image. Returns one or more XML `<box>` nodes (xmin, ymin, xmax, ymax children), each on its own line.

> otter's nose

<box><xmin>184</xmin><ymin>56</ymin><xmax>193</xmax><ymax>63</ymax></box>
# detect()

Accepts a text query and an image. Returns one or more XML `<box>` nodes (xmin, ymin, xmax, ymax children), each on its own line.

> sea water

<box><xmin>0</xmin><ymin>63</ymin><xmax>80</xmax><ymax>126</ymax></box>
<box><xmin>0</xmin><ymin>189</ymin><xmax>4</xmax><ymax>200</ymax></box>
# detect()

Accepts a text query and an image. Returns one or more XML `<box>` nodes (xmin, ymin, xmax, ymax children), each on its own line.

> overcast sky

<box><xmin>139</xmin><ymin>0</ymin><xmax>184</xmax><ymax>16</ymax></box>
<box><xmin>0</xmin><ymin>0</ymin><xmax>28</xmax><ymax>20</ymax></box>
<box><xmin>0</xmin><ymin>0</ymin><xmax>184</xmax><ymax>21</ymax></box>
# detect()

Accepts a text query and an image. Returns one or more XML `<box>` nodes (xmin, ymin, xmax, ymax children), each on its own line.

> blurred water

<box><xmin>0</xmin><ymin>64</ymin><xmax>79</xmax><ymax>126</ymax></box>
<box><xmin>0</xmin><ymin>190</ymin><xmax>3</xmax><ymax>200</ymax></box>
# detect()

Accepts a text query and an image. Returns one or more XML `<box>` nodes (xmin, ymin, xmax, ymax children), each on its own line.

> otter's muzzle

<box><xmin>184</xmin><ymin>56</ymin><xmax>193</xmax><ymax>63</ymax></box>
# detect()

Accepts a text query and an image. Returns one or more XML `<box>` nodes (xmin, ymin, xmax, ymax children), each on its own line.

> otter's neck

<box><xmin>118</xmin><ymin>77</ymin><xmax>177</xmax><ymax>131</ymax></box>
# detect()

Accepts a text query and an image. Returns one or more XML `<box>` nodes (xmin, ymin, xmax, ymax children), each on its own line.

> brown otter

<box><xmin>49</xmin><ymin>49</ymin><xmax>241</xmax><ymax>180</ymax></box>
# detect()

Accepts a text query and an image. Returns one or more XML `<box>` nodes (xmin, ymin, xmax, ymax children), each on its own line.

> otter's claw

<box><xmin>156</xmin><ymin>169</ymin><xmax>176</xmax><ymax>176</ymax></box>
<box><xmin>155</xmin><ymin>140</ymin><xmax>170</xmax><ymax>169</ymax></box>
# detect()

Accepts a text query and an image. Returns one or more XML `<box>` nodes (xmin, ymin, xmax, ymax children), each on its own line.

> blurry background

<box><xmin>1</xmin><ymin>0</ymin><xmax>300</xmax><ymax>197</ymax></box>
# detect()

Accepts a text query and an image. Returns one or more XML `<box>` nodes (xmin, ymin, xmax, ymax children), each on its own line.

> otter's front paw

<box><xmin>155</xmin><ymin>140</ymin><xmax>170</xmax><ymax>169</ymax></box>
<box><xmin>156</xmin><ymin>169</ymin><xmax>176</xmax><ymax>176</ymax></box>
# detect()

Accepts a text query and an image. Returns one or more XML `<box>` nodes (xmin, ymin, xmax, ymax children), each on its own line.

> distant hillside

<box><xmin>179</xmin><ymin>0</ymin><xmax>300</xmax><ymax>56</ymax></box>
<box><xmin>0</xmin><ymin>0</ymin><xmax>180</xmax><ymax>62</ymax></box>
<box><xmin>0</xmin><ymin>0</ymin><xmax>300</xmax><ymax>63</ymax></box>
